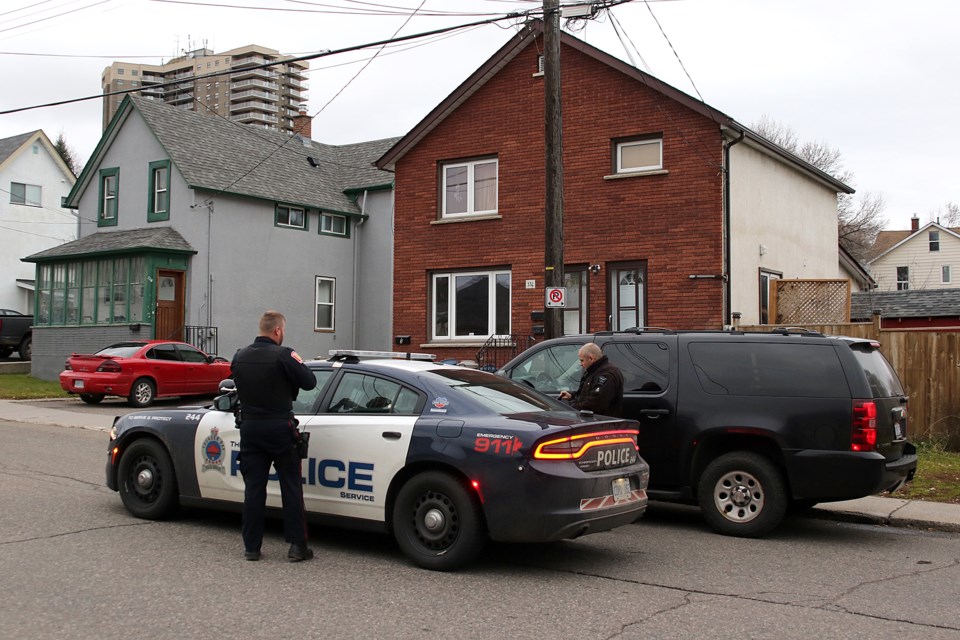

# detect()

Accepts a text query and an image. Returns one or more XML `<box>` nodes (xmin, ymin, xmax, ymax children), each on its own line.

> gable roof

<box><xmin>851</xmin><ymin>288</ymin><xmax>960</xmax><ymax>320</ymax></box>
<box><xmin>375</xmin><ymin>20</ymin><xmax>852</xmax><ymax>195</ymax></box>
<box><xmin>23</xmin><ymin>227</ymin><xmax>195</xmax><ymax>263</ymax></box>
<box><xmin>0</xmin><ymin>130</ymin><xmax>76</xmax><ymax>181</ymax></box>
<box><xmin>868</xmin><ymin>221</ymin><xmax>960</xmax><ymax>264</ymax></box>
<box><xmin>66</xmin><ymin>96</ymin><xmax>398</xmax><ymax>215</ymax></box>
<box><xmin>839</xmin><ymin>244</ymin><xmax>875</xmax><ymax>289</ymax></box>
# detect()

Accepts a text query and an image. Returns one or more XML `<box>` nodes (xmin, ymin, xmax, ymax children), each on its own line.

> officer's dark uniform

<box><xmin>231</xmin><ymin>336</ymin><xmax>316</xmax><ymax>556</ymax></box>
<box><xmin>568</xmin><ymin>354</ymin><xmax>624</xmax><ymax>417</ymax></box>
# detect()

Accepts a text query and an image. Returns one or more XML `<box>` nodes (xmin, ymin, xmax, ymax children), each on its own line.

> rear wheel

<box><xmin>392</xmin><ymin>472</ymin><xmax>485</xmax><ymax>571</ymax></box>
<box><xmin>79</xmin><ymin>393</ymin><xmax>105</xmax><ymax>405</ymax></box>
<box><xmin>128</xmin><ymin>378</ymin><xmax>156</xmax><ymax>407</ymax></box>
<box><xmin>17</xmin><ymin>336</ymin><xmax>31</xmax><ymax>361</ymax></box>
<box><xmin>698</xmin><ymin>452</ymin><xmax>787</xmax><ymax>538</ymax></box>
<box><xmin>117</xmin><ymin>439</ymin><xmax>179</xmax><ymax>519</ymax></box>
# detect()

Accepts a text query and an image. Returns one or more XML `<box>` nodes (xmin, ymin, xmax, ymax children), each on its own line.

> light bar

<box><xmin>327</xmin><ymin>349</ymin><xmax>435</xmax><ymax>361</ymax></box>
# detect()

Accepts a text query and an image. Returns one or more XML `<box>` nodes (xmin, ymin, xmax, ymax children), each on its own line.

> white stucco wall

<box><xmin>869</xmin><ymin>224</ymin><xmax>960</xmax><ymax>291</ymax></box>
<box><xmin>728</xmin><ymin>141</ymin><xmax>842</xmax><ymax>325</ymax></box>
<box><xmin>0</xmin><ymin>134</ymin><xmax>76</xmax><ymax>313</ymax></box>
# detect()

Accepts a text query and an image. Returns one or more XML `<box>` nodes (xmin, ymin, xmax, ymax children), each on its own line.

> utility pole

<box><xmin>543</xmin><ymin>0</ymin><xmax>564</xmax><ymax>339</ymax></box>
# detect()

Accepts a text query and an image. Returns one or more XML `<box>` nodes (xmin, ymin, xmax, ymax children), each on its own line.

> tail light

<box><xmin>851</xmin><ymin>399</ymin><xmax>877</xmax><ymax>452</ymax></box>
<box><xmin>533</xmin><ymin>429</ymin><xmax>639</xmax><ymax>460</ymax></box>
<box><xmin>97</xmin><ymin>359</ymin><xmax>122</xmax><ymax>373</ymax></box>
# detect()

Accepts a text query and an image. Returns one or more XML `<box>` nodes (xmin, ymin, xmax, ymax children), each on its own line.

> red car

<box><xmin>59</xmin><ymin>340</ymin><xmax>232</xmax><ymax>407</ymax></box>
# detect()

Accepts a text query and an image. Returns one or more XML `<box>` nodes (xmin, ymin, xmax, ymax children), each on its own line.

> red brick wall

<box><xmin>393</xmin><ymin>40</ymin><xmax>725</xmax><ymax>361</ymax></box>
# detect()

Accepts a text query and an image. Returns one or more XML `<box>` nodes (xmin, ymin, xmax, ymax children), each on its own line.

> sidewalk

<box><xmin>1</xmin><ymin>398</ymin><xmax>959</xmax><ymax>534</ymax></box>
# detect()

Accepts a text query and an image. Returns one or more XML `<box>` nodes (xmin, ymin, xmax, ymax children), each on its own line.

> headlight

<box><xmin>109</xmin><ymin>416</ymin><xmax>121</xmax><ymax>441</ymax></box>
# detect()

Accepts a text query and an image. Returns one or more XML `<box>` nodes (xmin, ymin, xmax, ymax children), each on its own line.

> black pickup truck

<box><xmin>0</xmin><ymin>309</ymin><xmax>32</xmax><ymax>360</ymax></box>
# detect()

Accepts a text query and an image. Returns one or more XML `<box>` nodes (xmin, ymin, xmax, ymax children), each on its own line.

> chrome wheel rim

<box><xmin>713</xmin><ymin>470</ymin><xmax>764</xmax><ymax>523</ymax></box>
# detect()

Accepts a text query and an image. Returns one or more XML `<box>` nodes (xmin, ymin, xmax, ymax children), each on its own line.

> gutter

<box><xmin>723</xmin><ymin>129</ymin><xmax>745</xmax><ymax>327</ymax></box>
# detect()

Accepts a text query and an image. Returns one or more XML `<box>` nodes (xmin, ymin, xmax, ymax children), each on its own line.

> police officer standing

<box><xmin>231</xmin><ymin>310</ymin><xmax>317</xmax><ymax>562</ymax></box>
<box><xmin>559</xmin><ymin>342</ymin><xmax>624</xmax><ymax>417</ymax></box>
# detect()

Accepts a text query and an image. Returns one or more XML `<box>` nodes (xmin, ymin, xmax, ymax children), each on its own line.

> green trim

<box><xmin>274</xmin><ymin>203</ymin><xmax>309</xmax><ymax>231</ymax></box>
<box><xmin>27</xmin><ymin>246</ymin><xmax>196</xmax><ymax>264</ymax></box>
<box><xmin>97</xmin><ymin>167</ymin><xmax>120</xmax><ymax>227</ymax></box>
<box><xmin>318</xmin><ymin>212</ymin><xmax>351</xmax><ymax>239</ymax></box>
<box><xmin>147</xmin><ymin>159</ymin><xmax>171</xmax><ymax>222</ymax></box>
<box><xmin>65</xmin><ymin>95</ymin><xmax>135</xmax><ymax>208</ymax></box>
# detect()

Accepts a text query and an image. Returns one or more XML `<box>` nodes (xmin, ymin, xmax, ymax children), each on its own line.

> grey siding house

<box><xmin>25</xmin><ymin>95</ymin><xmax>397</xmax><ymax>379</ymax></box>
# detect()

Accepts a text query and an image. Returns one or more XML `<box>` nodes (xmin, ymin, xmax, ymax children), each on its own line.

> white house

<box><xmin>869</xmin><ymin>217</ymin><xmax>960</xmax><ymax>291</ymax></box>
<box><xmin>0</xmin><ymin>130</ymin><xmax>77</xmax><ymax>313</ymax></box>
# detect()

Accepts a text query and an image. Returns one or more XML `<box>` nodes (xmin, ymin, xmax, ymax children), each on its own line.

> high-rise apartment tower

<box><xmin>101</xmin><ymin>44</ymin><xmax>309</xmax><ymax>134</ymax></box>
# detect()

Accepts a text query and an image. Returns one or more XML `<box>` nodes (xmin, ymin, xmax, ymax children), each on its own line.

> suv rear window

<box><xmin>847</xmin><ymin>342</ymin><xmax>904</xmax><ymax>398</ymax></box>
<box><xmin>688</xmin><ymin>342</ymin><xmax>849</xmax><ymax>398</ymax></box>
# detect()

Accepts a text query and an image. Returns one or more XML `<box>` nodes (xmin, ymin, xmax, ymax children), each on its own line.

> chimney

<box><xmin>910</xmin><ymin>215</ymin><xmax>919</xmax><ymax>232</ymax></box>
<box><xmin>292</xmin><ymin>104</ymin><xmax>312</xmax><ymax>139</ymax></box>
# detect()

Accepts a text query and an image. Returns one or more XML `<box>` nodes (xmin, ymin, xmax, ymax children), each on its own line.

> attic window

<box><xmin>929</xmin><ymin>230</ymin><xmax>940</xmax><ymax>252</ymax></box>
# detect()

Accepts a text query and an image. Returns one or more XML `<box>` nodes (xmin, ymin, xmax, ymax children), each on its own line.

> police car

<box><xmin>106</xmin><ymin>350</ymin><xmax>650</xmax><ymax>570</ymax></box>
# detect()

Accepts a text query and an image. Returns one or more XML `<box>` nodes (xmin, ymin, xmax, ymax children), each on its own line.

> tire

<box><xmin>128</xmin><ymin>378</ymin><xmax>156</xmax><ymax>407</ymax></box>
<box><xmin>392</xmin><ymin>471</ymin><xmax>486</xmax><ymax>571</ymax></box>
<box><xmin>117</xmin><ymin>439</ymin><xmax>179</xmax><ymax>519</ymax></box>
<box><xmin>79</xmin><ymin>393</ymin><xmax>105</xmax><ymax>405</ymax></box>
<box><xmin>18</xmin><ymin>335</ymin><xmax>31</xmax><ymax>361</ymax></box>
<box><xmin>697</xmin><ymin>452</ymin><xmax>787</xmax><ymax>538</ymax></box>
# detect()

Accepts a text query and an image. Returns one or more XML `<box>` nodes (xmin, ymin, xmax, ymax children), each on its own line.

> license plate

<box><xmin>612</xmin><ymin>477</ymin><xmax>631</xmax><ymax>502</ymax></box>
<box><xmin>74</xmin><ymin>380</ymin><xmax>85</xmax><ymax>389</ymax></box>
<box><xmin>894</xmin><ymin>422</ymin><xmax>903</xmax><ymax>440</ymax></box>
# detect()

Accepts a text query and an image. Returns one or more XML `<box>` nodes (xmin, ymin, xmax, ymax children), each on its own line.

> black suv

<box><xmin>498</xmin><ymin>329</ymin><xmax>918</xmax><ymax>537</ymax></box>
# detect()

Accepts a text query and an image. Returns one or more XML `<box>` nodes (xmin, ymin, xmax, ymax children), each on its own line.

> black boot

<box><xmin>287</xmin><ymin>543</ymin><xmax>314</xmax><ymax>562</ymax></box>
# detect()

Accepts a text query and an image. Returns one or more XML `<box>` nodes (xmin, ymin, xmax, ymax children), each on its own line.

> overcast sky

<box><xmin>1</xmin><ymin>0</ymin><xmax>956</xmax><ymax>231</ymax></box>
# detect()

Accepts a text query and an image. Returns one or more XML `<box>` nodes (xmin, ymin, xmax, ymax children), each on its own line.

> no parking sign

<box><xmin>545</xmin><ymin>287</ymin><xmax>566</xmax><ymax>308</ymax></box>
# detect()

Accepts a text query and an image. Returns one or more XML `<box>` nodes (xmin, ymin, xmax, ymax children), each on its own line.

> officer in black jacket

<box><xmin>559</xmin><ymin>342</ymin><xmax>624</xmax><ymax>417</ymax></box>
<box><xmin>231</xmin><ymin>310</ymin><xmax>317</xmax><ymax>562</ymax></box>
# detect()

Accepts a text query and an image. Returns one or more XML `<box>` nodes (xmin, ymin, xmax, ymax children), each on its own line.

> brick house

<box><xmin>377</xmin><ymin>22</ymin><xmax>852</xmax><ymax>363</ymax></box>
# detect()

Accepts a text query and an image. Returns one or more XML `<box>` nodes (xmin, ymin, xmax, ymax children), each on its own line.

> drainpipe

<box><xmin>723</xmin><ymin>129</ymin><xmax>745</xmax><ymax>327</ymax></box>
<box><xmin>351</xmin><ymin>191</ymin><xmax>368</xmax><ymax>348</ymax></box>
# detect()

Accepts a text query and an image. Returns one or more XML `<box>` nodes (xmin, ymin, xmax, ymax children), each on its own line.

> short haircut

<box><xmin>580</xmin><ymin>342</ymin><xmax>602</xmax><ymax>359</ymax></box>
<box><xmin>259</xmin><ymin>310</ymin><xmax>286</xmax><ymax>334</ymax></box>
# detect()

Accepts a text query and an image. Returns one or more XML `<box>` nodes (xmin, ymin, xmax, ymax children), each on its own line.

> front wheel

<box><xmin>117</xmin><ymin>439</ymin><xmax>179</xmax><ymax>519</ymax></box>
<box><xmin>392</xmin><ymin>472</ymin><xmax>486</xmax><ymax>571</ymax></box>
<box><xmin>80</xmin><ymin>393</ymin><xmax>105</xmax><ymax>405</ymax></box>
<box><xmin>698</xmin><ymin>452</ymin><xmax>787</xmax><ymax>538</ymax></box>
<box><xmin>128</xmin><ymin>378</ymin><xmax>156</xmax><ymax>407</ymax></box>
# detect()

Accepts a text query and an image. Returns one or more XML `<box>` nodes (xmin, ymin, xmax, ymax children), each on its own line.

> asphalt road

<box><xmin>2</xmin><ymin>419</ymin><xmax>959</xmax><ymax>640</ymax></box>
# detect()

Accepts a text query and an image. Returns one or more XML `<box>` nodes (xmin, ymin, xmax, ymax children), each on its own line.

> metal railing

<box><xmin>164</xmin><ymin>325</ymin><xmax>219</xmax><ymax>355</ymax></box>
<box><xmin>475</xmin><ymin>334</ymin><xmax>532</xmax><ymax>372</ymax></box>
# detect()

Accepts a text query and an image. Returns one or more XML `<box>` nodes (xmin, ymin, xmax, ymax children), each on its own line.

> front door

<box><xmin>155</xmin><ymin>270</ymin><xmax>184</xmax><ymax>341</ymax></box>
<box><xmin>609</xmin><ymin>262</ymin><xmax>646</xmax><ymax>330</ymax></box>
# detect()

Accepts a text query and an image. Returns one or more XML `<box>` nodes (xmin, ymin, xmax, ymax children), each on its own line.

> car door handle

<box><xmin>382</xmin><ymin>431</ymin><xmax>402</xmax><ymax>440</ymax></box>
<box><xmin>640</xmin><ymin>409</ymin><xmax>670</xmax><ymax>419</ymax></box>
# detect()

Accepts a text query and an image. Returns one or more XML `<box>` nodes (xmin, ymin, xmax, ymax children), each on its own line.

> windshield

<box><xmin>429</xmin><ymin>368</ymin><xmax>568</xmax><ymax>414</ymax></box>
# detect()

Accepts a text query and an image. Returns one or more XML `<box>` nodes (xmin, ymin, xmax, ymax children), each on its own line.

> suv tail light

<box><xmin>97</xmin><ymin>359</ymin><xmax>122</xmax><ymax>373</ymax></box>
<box><xmin>533</xmin><ymin>429</ymin><xmax>638</xmax><ymax>460</ymax></box>
<box><xmin>851</xmin><ymin>399</ymin><xmax>877</xmax><ymax>452</ymax></box>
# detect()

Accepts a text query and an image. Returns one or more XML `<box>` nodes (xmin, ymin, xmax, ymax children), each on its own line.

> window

<box><xmin>131</xmin><ymin>69</ymin><xmax>138</xmax><ymax>76</ymax></box>
<box><xmin>326</xmin><ymin>372</ymin><xmax>419</xmax><ymax>415</ymax></box>
<box><xmin>441</xmin><ymin>157</ymin><xmax>498</xmax><ymax>218</ymax></box>
<box><xmin>116</xmin><ymin>68</ymin><xmax>125</xmax><ymax>75</ymax></box>
<box><xmin>929</xmin><ymin>230</ymin><xmax>940</xmax><ymax>252</ymax></box>
<box><xmin>177</xmin><ymin>344</ymin><xmax>207</xmax><ymax>363</ymax></box>
<box><xmin>320</xmin><ymin>212</ymin><xmax>348</xmax><ymax>237</ymax></box>
<box><xmin>563</xmin><ymin>267</ymin><xmax>588</xmax><ymax>334</ymax></box>
<box><xmin>148</xmin><ymin>160</ymin><xmax>170</xmax><ymax>221</ymax></box>
<box><xmin>276</xmin><ymin>205</ymin><xmax>306</xmax><ymax>229</ymax></box>
<box><xmin>10</xmin><ymin>182</ymin><xmax>41</xmax><ymax>206</ymax></box>
<box><xmin>615</xmin><ymin>137</ymin><xmax>663</xmax><ymax>173</ymax></box>
<box><xmin>896</xmin><ymin>266</ymin><xmax>909</xmax><ymax>291</ymax></box>
<box><xmin>432</xmin><ymin>270</ymin><xmax>510</xmax><ymax>340</ymax></box>
<box><xmin>315</xmin><ymin>276</ymin><xmax>335</xmax><ymax>331</ymax></box>
<box><xmin>35</xmin><ymin>257</ymin><xmax>147</xmax><ymax>327</ymax></box>
<box><xmin>98</xmin><ymin>168</ymin><xmax>119</xmax><ymax>227</ymax></box>
<box><xmin>609</xmin><ymin>263</ymin><xmax>646</xmax><ymax>330</ymax></box>
<box><xmin>943</xmin><ymin>265</ymin><xmax>952</xmax><ymax>284</ymax></box>
<box><xmin>504</xmin><ymin>342</ymin><xmax>582</xmax><ymax>394</ymax></box>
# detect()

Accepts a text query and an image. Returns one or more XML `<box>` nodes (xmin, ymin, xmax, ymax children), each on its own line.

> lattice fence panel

<box><xmin>771</xmin><ymin>279</ymin><xmax>851</xmax><ymax>324</ymax></box>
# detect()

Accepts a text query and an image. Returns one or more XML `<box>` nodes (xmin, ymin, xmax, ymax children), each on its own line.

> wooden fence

<box><xmin>738</xmin><ymin>315</ymin><xmax>960</xmax><ymax>448</ymax></box>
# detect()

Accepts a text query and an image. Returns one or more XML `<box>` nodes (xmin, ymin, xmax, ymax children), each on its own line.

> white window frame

<box><xmin>431</xmin><ymin>269</ymin><xmax>511</xmax><ymax>340</ymax></box>
<box><xmin>942</xmin><ymin>265</ymin><xmax>952</xmax><ymax>284</ymax></box>
<box><xmin>277</xmin><ymin>205</ymin><xmax>306</xmax><ymax>229</ymax></box>
<box><xmin>315</xmin><ymin>276</ymin><xmax>335</xmax><ymax>331</ymax></box>
<box><xmin>616</xmin><ymin>138</ymin><xmax>663</xmax><ymax>173</ymax></box>
<box><xmin>896</xmin><ymin>266</ymin><xmax>910</xmax><ymax>291</ymax></box>
<box><xmin>320</xmin><ymin>212</ymin><xmax>347</xmax><ymax>236</ymax></box>
<box><xmin>10</xmin><ymin>182</ymin><xmax>41</xmax><ymax>207</ymax></box>
<box><xmin>441</xmin><ymin>157</ymin><xmax>498</xmax><ymax>218</ymax></box>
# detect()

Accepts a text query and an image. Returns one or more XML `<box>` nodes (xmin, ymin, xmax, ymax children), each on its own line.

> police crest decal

<box><xmin>201</xmin><ymin>427</ymin><xmax>226</xmax><ymax>474</ymax></box>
